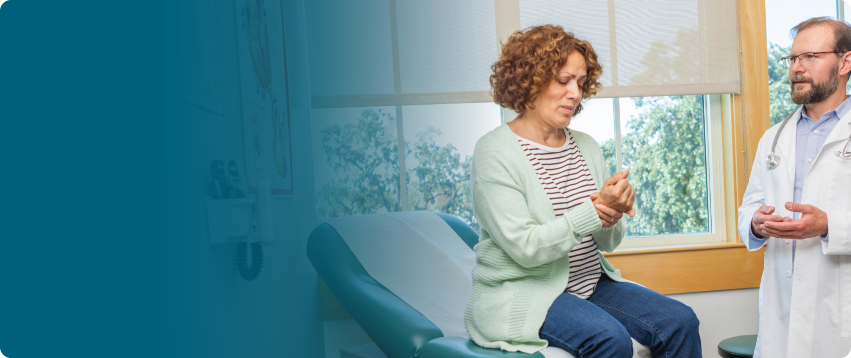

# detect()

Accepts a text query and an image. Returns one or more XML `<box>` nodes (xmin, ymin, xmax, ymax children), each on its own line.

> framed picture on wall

<box><xmin>235</xmin><ymin>0</ymin><xmax>293</xmax><ymax>197</ymax></box>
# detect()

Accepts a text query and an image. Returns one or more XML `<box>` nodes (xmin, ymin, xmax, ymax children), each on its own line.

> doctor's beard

<box><xmin>790</xmin><ymin>63</ymin><xmax>840</xmax><ymax>105</ymax></box>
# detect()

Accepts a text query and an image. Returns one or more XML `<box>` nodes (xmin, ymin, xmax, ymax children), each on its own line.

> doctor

<box><xmin>739</xmin><ymin>17</ymin><xmax>851</xmax><ymax>358</ymax></box>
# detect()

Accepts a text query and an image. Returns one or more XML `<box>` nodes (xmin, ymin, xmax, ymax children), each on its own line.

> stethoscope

<box><xmin>766</xmin><ymin>107</ymin><xmax>851</xmax><ymax>169</ymax></box>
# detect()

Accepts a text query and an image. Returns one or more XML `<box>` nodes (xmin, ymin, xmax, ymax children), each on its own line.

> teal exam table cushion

<box><xmin>307</xmin><ymin>213</ymin><xmax>544</xmax><ymax>358</ymax></box>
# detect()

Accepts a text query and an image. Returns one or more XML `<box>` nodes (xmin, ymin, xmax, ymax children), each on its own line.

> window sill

<box><xmin>605</xmin><ymin>242</ymin><xmax>745</xmax><ymax>256</ymax></box>
<box><xmin>603</xmin><ymin>242</ymin><xmax>765</xmax><ymax>295</ymax></box>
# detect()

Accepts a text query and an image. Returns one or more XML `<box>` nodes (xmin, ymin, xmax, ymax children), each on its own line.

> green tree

<box><xmin>600</xmin><ymin>138</ymin><xmax>617</xmax><ymax>184</ymax></box>
<box><xmin>316</xmin><ymin>109</ymin><xmax>405</xmax><ymax>219</ymax></box>
<box><xmin>316</xmin><ymin>109</ymin><xmax>478</xmax><ymax>230</ymax></box>
<box><xmin>616</xmin><ymin>96</ymin><xmax>710</xmax><ymax>236</ymax></box>
<box><xmin>406</xmin><ymin>128</ymin><xmax>477</xmax><ymax>230</ymax></box>
<box><xmin>768</xmin><ymin>43</ymin><xmax>799</xmax><ymax>125</ymax></box>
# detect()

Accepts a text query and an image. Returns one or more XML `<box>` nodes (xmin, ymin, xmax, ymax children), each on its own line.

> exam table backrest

<box><xmin>306</xmin><ymin>213</ymin><xmax>540</xmax><ymax>358</ymax></box>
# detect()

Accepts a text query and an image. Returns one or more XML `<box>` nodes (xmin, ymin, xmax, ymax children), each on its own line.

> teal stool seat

<box><xmin>717</xmin><ymin>335</ymin><xmax>757</xmax><ymax>358</ymax></box>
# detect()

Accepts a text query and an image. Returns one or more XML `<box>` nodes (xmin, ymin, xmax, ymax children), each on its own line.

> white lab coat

<box><xmin>738</xmin><ymin>107</ymin><xmax>851</xmax><ymax>358</ymax></box>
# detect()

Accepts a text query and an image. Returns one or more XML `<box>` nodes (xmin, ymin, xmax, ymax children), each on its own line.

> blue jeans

<box><xmin>539</xmin><ymin>276</ymin><xmax>701</xmax><ymax>358</ymax></box>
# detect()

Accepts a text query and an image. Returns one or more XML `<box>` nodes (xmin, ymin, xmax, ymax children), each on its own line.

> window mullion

<box><xmin>396</xmin><ymin>106</ymin><xmax>408</xmax><ymax>212</ymax></box>
<box><xmin>707</xmin><ymin>94</ymin><xmax>728</xmax><ymax>241</ymax></box>
<box><xmin>703</xmin><ymin>95</ymin><xmax>716</xmax><ymax>233</ymax></box>
<box><xmin>614</xmin><ymin>98</ymin><xmax>623</xmax><ymax>173</ymax></box>
<box><xmin>389</xmin><ymin>0</ymin><xmax>407</xmax><ymax>211</ymax></box>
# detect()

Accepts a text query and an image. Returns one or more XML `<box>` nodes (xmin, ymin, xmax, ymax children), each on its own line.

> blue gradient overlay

<box><xmin>0</xmin><ymin>0</ymin><xmax>323</xmax><ymax>357</ymax></box>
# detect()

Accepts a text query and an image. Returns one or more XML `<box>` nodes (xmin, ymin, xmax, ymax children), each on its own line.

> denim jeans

<box><xmin>539</xmin><ymin>275</ymin><xmax>702</xmax><ymax>358</ymax></box>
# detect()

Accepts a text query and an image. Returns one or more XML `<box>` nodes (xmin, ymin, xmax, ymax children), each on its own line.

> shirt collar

<box><xmin>799</xmin><ymin>95</ymin><xmax>851</xmax><ymax>123</ymax></box>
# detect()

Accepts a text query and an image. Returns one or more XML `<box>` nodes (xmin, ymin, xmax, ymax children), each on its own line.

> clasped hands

<box><xmin>751</xmin><ymin>203</ymin><xmax>829</xmax><ymax>240</ymax></box>
<box><xmin>589</xmin><ymin>170</ymin><xmax>636</xmax><ymax>228</ymax></box>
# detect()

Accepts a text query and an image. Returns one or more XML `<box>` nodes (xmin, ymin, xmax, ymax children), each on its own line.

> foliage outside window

<box><xmin>768</xmin><ymin>43</ymin><xmax>800</xmax><ymax>125</ymax></box>
<box><xmin>316</xmin><ymin>109</ymin><xmax>403</xmax><ymax>218</ymax></box>
<box><xmin>316</xmin><ymin>108</ymin><xmax>480</xmax><ymax>231</ymax></box>
<box><xmin>313</xmin><ymin>95</ymin><xmax>719</xmax><ymax>245</ymax></box>
<box><xmin>601</xmin><ymin>96</ymin><xmax>710</xmax><ymax>237</ymax></box>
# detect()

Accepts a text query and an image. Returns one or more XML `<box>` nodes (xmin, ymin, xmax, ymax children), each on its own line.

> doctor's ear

<box><xmin>839</xmin><ymin>51</ymin><xmax>851</xmax><ymax>77</ymax></box>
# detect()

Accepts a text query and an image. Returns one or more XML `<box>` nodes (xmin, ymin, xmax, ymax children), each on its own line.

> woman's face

<box><xmin>527</xmin><ymin>50</ymin><xmax>587</xmax><ymax>128</ymax></box>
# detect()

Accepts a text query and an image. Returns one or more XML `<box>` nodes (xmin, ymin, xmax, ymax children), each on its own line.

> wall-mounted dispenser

<box><xmin>206</xmin><ymin>160</ymin><xmax>273</xmax><ymax>280</ymax></box>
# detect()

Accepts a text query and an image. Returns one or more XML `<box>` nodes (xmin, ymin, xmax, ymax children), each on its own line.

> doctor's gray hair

<box><xmin>791</xmin><ymin>17</ymin><xmax>851</xmax><ymax>53</ymax></box>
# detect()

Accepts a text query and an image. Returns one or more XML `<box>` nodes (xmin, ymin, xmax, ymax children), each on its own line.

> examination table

<box><xmin>307</xmin><ymin>212</ymin><xmax>649</xmax><ymax>358</ymax></box>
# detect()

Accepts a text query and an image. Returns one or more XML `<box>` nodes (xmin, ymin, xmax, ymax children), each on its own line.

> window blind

<box><xmin>519</xmin><ymin>0</ymin><xmax>740</xmax><ymax>97</ymax></box>
<box><xmin>305</xmin><ymin>0</ymin><xmax>740</xmax><ymax>108</ymax></box>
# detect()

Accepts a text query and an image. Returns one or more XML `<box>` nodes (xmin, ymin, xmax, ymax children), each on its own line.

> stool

<box><xmin>718</xmin><ymin>334</ymin><xmax>757</xmax><ymax>358</ymax></box>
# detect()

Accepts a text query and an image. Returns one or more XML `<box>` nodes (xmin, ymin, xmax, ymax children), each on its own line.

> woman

<box><xmin>464</xmin><ymin>25</ymin><xmax>701</xmax><ymax>358</ymax></box>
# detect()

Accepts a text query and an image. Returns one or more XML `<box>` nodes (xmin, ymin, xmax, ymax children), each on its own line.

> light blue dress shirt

<box><xmin>749</xmin><ymin>96</ymin><xmax>851</xmax><ymax>259</ymax></box>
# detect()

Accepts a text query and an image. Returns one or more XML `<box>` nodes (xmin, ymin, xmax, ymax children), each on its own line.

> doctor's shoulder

<box><xmin>758</xmin><ymin>108</ymin><xmax>801</xmax><ymax>147</ymax></box>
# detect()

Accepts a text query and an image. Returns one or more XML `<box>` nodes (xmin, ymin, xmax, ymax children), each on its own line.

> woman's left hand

<box><xmin>590</xmin><ymin>192</ymin><xmax>623</xmax><ymax>228</ymax></box>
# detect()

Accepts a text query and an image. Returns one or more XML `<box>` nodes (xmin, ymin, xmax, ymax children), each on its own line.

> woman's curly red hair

<box><xmin>490</xmin><ymin>25</ymin><xmax>602</xmax><ymax>117</ymax></box>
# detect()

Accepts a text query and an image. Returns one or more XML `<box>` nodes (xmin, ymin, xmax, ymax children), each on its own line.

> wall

<box><xmin>170</xmin><ymin>0</ymin><xmax>325</xmax><ymax>356</ymax></box>
<box><xmin>669</xmin><ymin>288</ymin><xmax>759</xmax><ymax>358</ymax></box>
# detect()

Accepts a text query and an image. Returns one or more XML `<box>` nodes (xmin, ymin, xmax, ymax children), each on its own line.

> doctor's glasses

<box><xmin>780</xmin><ymin>51</ymin><xmax>846</xmax><ymax>67</ymax></box>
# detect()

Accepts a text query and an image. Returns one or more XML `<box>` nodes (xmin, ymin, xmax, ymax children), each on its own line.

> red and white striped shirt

<box><xmin>516</xmin><ymin>129</ymin><xmax>601</xmax><ymax>299</ymax></box>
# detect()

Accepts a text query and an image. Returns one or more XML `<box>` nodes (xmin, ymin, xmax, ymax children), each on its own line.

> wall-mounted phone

<box><xmin>206</xmin><ymin>160</ymin><xmax>273</xmax><ymax>281</ymax></box>
<box><xmin>209</xmin><ymin>160</ymin><xmax>245</xmax><ymax>199</ymax></box>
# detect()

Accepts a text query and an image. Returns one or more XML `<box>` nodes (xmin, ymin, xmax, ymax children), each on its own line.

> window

<box><xmin>566</xmin><ymin>95</ymin><xmax>727</xmax><ymax>249</ymax></box>
<box><xmin>306</xmin><ymin>0</ymin><xmax>739</xmax><ymax>251</ymax></box>
<box><xmin>311</xmin><ymin>95</ymin><xmax>726</xmax><ymax>251</ymax></box>
<box><xmin>402</xmin><ymin>103</ymin><xmax>501</xmax><ymax>231</ymax></box>
<box><xmin>311</xmin><ymin>106</ymin><xmax>400</xmax><ymax>219</ymax></box>
<box><xmin>304</xmin><ymin>0</ymin><xmax>765</xmax><ymax>295</ymax></box>
<box><xmin>311</xmin><ymin>104</ymin><xmax>501</xmax><ymax>231</ymax></box>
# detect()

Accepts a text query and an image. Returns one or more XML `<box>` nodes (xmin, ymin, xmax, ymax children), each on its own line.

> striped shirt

<box><xmin>516</xmin><ymin>129</ymin><xmax>601</xmax><ymax>299</ymax></box>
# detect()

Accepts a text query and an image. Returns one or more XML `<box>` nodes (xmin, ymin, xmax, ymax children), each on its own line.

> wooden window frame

<box><xmin>615</xmin><ymin>94</ymin><xmax>729</xmax><ymax>250</ymax></box>
<box><xmin>603</xmin><ymin>0</ymin><xmax>770</xmax><ymax>295</ymax></box>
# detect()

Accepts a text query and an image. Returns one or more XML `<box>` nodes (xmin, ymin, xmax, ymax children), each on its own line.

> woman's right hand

<box><xmin>592</xmin><ymin>170</ymin><xmax>636</xmax><ymax>217</ymax></box>
<box><xmin>590</xmin><ymin>192</ymin><xmax>624</xmax><ymax>228</ymax></box>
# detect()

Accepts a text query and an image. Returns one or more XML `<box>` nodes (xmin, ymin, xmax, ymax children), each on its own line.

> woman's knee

<box><xmin>668</xmin><ymin>301</ymin><xmax>700</xmax><ymax>335</ymax></box>
<box><xmin>659</xmin><ymin>302</ymin><xmax>703</xmax><ymax>355</ymax></box>
<box><xmin>541</xmin><ymin>319</ymin><xmax>633</xmax><ymax>357</ymax></box>
<box><xmin>684</xmin><ymin>307</ymin><xmax>701</xmax><ymax>335</ymax></box>
<box><xmin>590</xmin><ymin>320</ymin><xmax>633</xmax><ymax>357</ymax></box>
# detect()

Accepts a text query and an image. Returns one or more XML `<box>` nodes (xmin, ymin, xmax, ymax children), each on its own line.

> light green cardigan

<box><xmin>464</xmin><ymin>124</ymin><xmax>631</xmax><ymax>354</ymax></box>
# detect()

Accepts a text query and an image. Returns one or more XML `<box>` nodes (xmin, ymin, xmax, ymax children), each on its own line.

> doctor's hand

<box><xmin>590</xmin><ymin>193</ymin><xmax>625</xmax><ymax>228</ymax></box>
<box><xmin>760</xmin><ymin>202</ymin><xmax>829</xmax><ymax>239</ymax></box>
<box><xmin>751</xmin><ymin>205</ymin><xmax>791</xmax><ymax>238</ymax></box>
<box><xmin>592</xmin><ymin>170</ymin><xmax>636</xmax><ymax>216</ymax></box>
